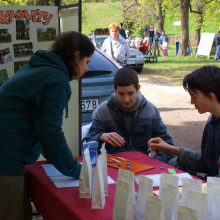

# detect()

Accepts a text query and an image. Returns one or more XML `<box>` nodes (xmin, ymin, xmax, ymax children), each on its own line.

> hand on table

<box><xmin>148</xmin><ymin>137</ymin><xmax>180</xmax><ymax>156</ymax></box>
<box><xmin>99</xmin><ymin>132</ymin><xmax>125</xmax><ymax>147</ymax></box>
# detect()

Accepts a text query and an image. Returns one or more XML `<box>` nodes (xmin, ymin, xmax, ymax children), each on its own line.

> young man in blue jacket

<box><xmin>84</xmin><ymin>67</ymin><xmax>174</xmax><ymax>163</ymax></box>
<box><xmin>0</xmin><ymin>31</ymin><xmax>94</xmax><ymax>220</ymax></box>
<box><xmin>148</xmin><ymin>66</ymin><xmax>220</xmax><ymax>179</ymax></box>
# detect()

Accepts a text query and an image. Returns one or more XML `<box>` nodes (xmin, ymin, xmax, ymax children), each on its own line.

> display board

<box><xmin>196</xmin><ymin>32</ymin><xmax>215</xmax><ymax>59</ymax></box>
<box><xmin>0</xmin><ymin>5</ymin><xmax>81</xmax><ymax>158</ymax></box>
<box><xmin>0</xmin><ymin>5</ymin><xmax>58</xmax><ymax>79</ymax></box>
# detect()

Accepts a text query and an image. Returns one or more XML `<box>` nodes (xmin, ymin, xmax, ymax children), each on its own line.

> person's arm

<box><xmin>125</xmin><ymin>41</ymin><xmax>130</xmax><ymax>59</ymax></box>
<box><xmin>83</xmin><ymin>106</ymin><xmax>125</xmax><ymax>147</ymax></box>
<box><xmin>101</xmin><ymin>38</ymin><xmax>108</xmax><ymax>53</ymax></box>
<box><xmin>148</xmin><ymin>137</ymin><xmax>180</xmax><ymax>155</ymax></box>
<box><xmin>148</xmin><ymin>137</ymin><xmax>208</xmax><ymax>174</ymax></box>
<box><xmin>34</xmin><ymin>81</ymin><xmax>81</xmax><ymax>179</ymax></box>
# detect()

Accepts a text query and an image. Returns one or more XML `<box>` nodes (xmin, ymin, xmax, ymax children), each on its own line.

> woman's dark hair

<box><xmin>183</xmin><ymin>66</ymin><xmax>220</xmax><ymax>102</ymax></box>
<box><xmin>52</xmin><ymin>31</ymin><xmax>94</xmax><ymax>80</ymax></box>
<box><xmin>114</xmin><ymin>67</ymin><xmax>139</xmax><ymax>90</ymax></box>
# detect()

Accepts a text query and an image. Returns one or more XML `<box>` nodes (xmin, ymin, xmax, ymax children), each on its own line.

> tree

<box><xmin>178</xmin><ymin>0</ymin><xmax>189</xmax><ymax>56</ymax></box>
<box><xmin>190</xmin><ymin>0</ymin><xmax>220</xmax><ymax>46</ymax></box>
<box><xmin>120</xmin><ymin>0</ymin><xmax>164</xmax><ymax>33</ymax></box>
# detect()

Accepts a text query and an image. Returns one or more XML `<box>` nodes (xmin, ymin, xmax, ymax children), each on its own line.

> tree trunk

<box><xmin>178</xmin><ymin>0</ymin><xmax>189</xmax><ymax>56</ymax></box>
<box><xmin>194</xmin><ymin>3</ymin><xmax>203</xmax><ymax>47</ymax></box>
<box><xmin>155</xmin><ymin>0</ymin><xmax>163</xmax><ymax>33</ymax></box>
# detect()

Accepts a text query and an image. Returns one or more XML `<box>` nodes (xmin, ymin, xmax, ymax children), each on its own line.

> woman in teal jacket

<box><xmin>0</xmin><ymin>31</ymin><xmax>94</xmax><ymax>220</ymax></box>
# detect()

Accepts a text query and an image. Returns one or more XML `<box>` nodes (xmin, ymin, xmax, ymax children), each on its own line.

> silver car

<box><xmin>89</xmin><ymin>35</ymin><xmax>145</xmax><ymax>73</ymax></box>
<box><xmin>81</xmin><ymin>47</ymin><xmax>120</xmax><ymax>126</ymax></box>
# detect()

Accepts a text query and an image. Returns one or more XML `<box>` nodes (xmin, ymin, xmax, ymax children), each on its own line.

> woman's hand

<box><xmin>99</xmin><ymin>132</ymin><xmax>125</xmax><ymax>147</ymax></box>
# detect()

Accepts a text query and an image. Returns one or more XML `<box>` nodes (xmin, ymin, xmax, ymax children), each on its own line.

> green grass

<box><xmin>140</xmin><ymin>46</ymin><xmax>220</xmax><ymax>85</ymax></box>
<box><xmin>82</xmin><ymin>2</ymin><xmax>122</xmax><ymax>35</ymax></box>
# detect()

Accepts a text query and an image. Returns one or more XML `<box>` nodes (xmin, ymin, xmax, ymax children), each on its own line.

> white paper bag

<box><xmin>159</xmin><ymin>173</ymin><xmax>179</xmax><ymax>187</ymax></box>
<box><xmin>181</xmin><ymin>178</ymin><xmax>202</xmax><ymax>203</ymax></box>
<box><xmin>113</xmin><ymin>179</ymin><xmax>134</xmax><ymax>220</ymax></box>
<box><xmin>159</xmin><ymin>173</ymin><xmax>179</xmax><ymax>198</ymax></box>
<box><xmin>211</xmin><ymin>188</ymin><xmax>220</xmax><ymax>220</ymax></box>
<box><xmin>177</xmin><ymin>205</ymin><xmax>198</xmax><ymax>220</ymax></box>
<box><xmin>91</xmin><ymin>156</ymin><xmax>106</xmax><ymax>209</ymax></box>
<box><xmin>159</xmin><ymin>182</ymin><xmax>178</xmax><ymax>220</ymax></box>
<box><xmin>135</xmin><ymin>176</ymin><xmax>153</xmax><ymax>220</ymax></box>
<box><xmin>182</xmin><ymin>190</ymin><xmax>208</xmax><ymax>220</ymax></box>
<box><xmin>145</xmin><ymin>195</ymin><xmax>165</xmax><ymax>220</ymax></box>
<box><xmin>100</xmin><ymin>143</ymin><xmax>108</xmax><ymax>197</ymax></box>
<box><xmin>118</xmin><ymin>169</ymin><xmax>136</xmax><ymax>217</ymax></box>
<box><xmin>207</xmin><ymin>176</ymin><xmax>220</xmax><ymax>219</ymax></box>
<box><xmin>79</xmin><ymin>148</ymin><xmax>93</xmax><ymax>198</ymax></box>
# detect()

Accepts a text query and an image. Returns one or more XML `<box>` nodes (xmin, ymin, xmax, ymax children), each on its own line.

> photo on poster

<box><xmin>16</xmin><ymin>19</ymin><xmax>30</xmax><ymax>40</ymax></box>
<box><xmin>14</xmin><ymin>60</ymin><xmax>29</xmax><ymax>73</ymax></box>
<box><xmin>0</xmin><ymin>29</ymin><xmax>12</xmax><ymax>43</ymax></box>
<box><xmin>0</xmin><ymin>48</ymin><xmax>13</xmax><ymax>64</ymax></box>
<box><xmin>0</xmin><ymin>69</ymin><xmax>9</xmax><ymax>86</ymax></box>
<box><xmin>37</xmin><ymin>27</ymin><xmax>56</xmax><ymax>42</ymax></box>
<box><xmin>13</xmin><ymin>42</ymin><xmax>33</xmax><ymax>58</ymax></box>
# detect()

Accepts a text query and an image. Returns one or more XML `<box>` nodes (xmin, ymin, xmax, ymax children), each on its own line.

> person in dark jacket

<box><xmin>148</xmin><ymin>66</ymin><xmax>220</xmax><ymax>180</ymax></box>
<box><xmin>83</xmin><ymin>67</ymin><xmax>174</xmax><ymax>163</ymax></box>
<box><xmin>119</xmin><ymin>22</ymin><xmax>126</xmax><ymax>39</ymax></box>
<box><xmin>0</xmin><ymin>31</ymin><xmax>94</xmax><ymax>220</ymax></box>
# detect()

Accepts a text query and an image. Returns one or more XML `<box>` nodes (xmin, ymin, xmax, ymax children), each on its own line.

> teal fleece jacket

<box><xmin>0</xmin><ymin>50</ymin><xmax>81</xmax><ymax>178</ymax></box>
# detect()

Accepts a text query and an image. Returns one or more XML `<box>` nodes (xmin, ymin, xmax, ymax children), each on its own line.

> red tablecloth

<box><xmin>25</xmin><ymin>151</ymin><xmax>190</xmax><ymax>220</ymax></box>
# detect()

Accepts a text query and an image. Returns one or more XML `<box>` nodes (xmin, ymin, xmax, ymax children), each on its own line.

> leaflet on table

<box><xmin>41</xmin><ymin>164</ymin><xmax>116</xmax><ymax>188</ymax></box>
<box><xmin>134</xmin><ymin>173</ymin><xmax>193</xmax><ymax>187</ymax></box>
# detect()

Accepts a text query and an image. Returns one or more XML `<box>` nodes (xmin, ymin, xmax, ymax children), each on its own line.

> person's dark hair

<box><xmin>218</xmin><ymin>29</ymin><xmax>220</xmax><ymax>34</ymax></box>
<box><xmin>114</xmin><ymin>67</ymin><xmax>139</xmax><ymax>90</ymax></box>
<box><xmin>52</xmin><ymin>31</ymin><xmax>94</xmax><ymax>80</ymax></box>
<box><xmin>183</xmin><ymin>66</ymin><xmax>220</xmax><ymax>102</ymax></box>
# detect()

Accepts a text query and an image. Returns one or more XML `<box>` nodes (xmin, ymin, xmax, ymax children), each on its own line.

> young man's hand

<box><xmin>99</xmin><ymin>132</ymin><xmax>125</xmax><ymax>147</ymax></box>
<box><xmin>148</xmin><ymin>137</ymin><xmax>180</xmax><ymax>156</ymax></box>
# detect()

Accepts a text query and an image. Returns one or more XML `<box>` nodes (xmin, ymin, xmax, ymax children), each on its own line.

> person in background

<box><xmin>159</xmin><ymin>30</ymin><xmax>169</xmax><ymax>56</ymax></box>
<box><xmin>142</xmin><ymin>37</ymin><xmax>150</xmax><ymax>55</ymax></box>
<box><xmin>214</xmin><ymin>29</ymin><xmax>220</xmax><ymax>61</ymax></box>
<box><xmin>0</xmin><ymin>31</ymin><xmax>94</xmax><ymax>220</ymax></box>
<box><xmin>84</xmin><ymin>67</ymin><xmax>174</xmax><ymax>164</ymax></box>
<box><xmin>119</xmin><ymin>22</ymin><xmax>126</xmax><ymax>39</ymax></box>
<box><xmin>148</xmin><ymin>66</ymin><xmax>220</xmax><ymax>179</ymax></box>
<box><xmin>125</xmin><ymin>29</ymin><xmax>131</xmax><ymax>39</ymax></box>
<box><xmin>130</xmin><ymin>39</ymin><xmax>136</xmax><ymax>48</ymax></box>
<box><xmin>88</xmin><ymin>30</ymin><xmax>94</xmax><ymax>36</ymax></box>
<box><xmin>152</xmin><ymin>29</ymin><xmax>161</xmax><ymax>56</ymax></box>
<box><xmin>161</xmin><ymin>38</ymin><xmax>168</xmax><ymax>57</ymax></box>
<box><xmin>102</xmin><ymin>23</ymin><xmax>130</xmax><ymax>66</ymax></box>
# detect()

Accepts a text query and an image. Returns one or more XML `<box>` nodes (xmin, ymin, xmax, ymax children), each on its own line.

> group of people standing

<box><xmin>124</xmin><ymin>28</ymin><xmax>169</xmax><ymax>57</ymax></box>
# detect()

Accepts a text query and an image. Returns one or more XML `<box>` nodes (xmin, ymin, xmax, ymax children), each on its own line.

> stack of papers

<box><xmin>42</xmin><ymin>164</ymin><xmax>116</xmax><ymax>188</ymax></box>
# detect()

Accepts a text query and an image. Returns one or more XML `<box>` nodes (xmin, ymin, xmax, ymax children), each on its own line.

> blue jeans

<box><xmin>214</xmin><ymin>45</ymin><xmax>220</xmax><ymax>60</ymax></box>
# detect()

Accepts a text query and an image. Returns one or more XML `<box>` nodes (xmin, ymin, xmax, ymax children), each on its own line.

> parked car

<box><xmin>89</xmin><ymin>35</ymin><xmax>145</xmax><ymax>73</ymax></box>
<box><xmin>81</xmin><ymin>47</ymin><xmax>121</xmax><ymax>126</ymax></box>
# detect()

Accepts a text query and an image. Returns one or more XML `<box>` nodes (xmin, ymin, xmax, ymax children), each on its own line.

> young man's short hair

<box><xmin>183</xmin><ymin>65</ymin><xmax>220</xmax><ymax>102</ymax></box>
<box><xmin>114</xmin><ymin>67</ymin><xmax>139</xmax><ymax>90</ymax></box>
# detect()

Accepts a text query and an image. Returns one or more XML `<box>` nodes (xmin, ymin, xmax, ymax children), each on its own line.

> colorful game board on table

<box><xmin>106</xmin><ymin>155</ymin><xmax>155</xmax><ymax>173</ymax></box>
